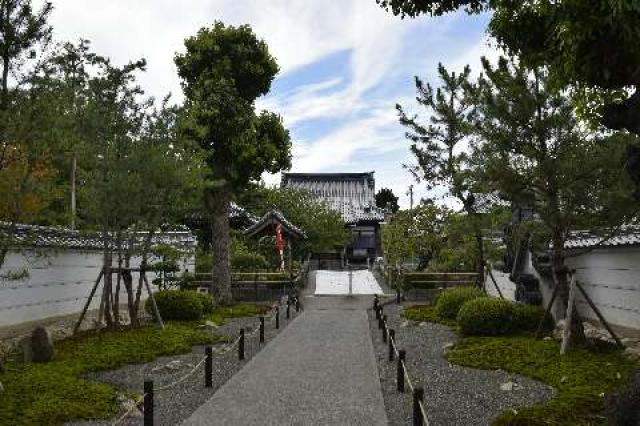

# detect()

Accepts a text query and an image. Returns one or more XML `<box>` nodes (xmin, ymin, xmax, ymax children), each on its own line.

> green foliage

<box><xmin>231</xmin><ymin>234</ymin><xmax>269</xmax><ymax>271</ymax></box>
<box><xmin>375</xmin><ymin>187</ymin><xmax>399</xmax><ymax>213</ymax></box>
<box><xmin>0</xmin><ymin>324</ymin><xmax>219</xmax><ymax>425</ymax></box>
<box><xmin>434</xmin><ymin>287</ymin><xmax>484</xmax><ymax>320</ymax></box>
<box><xmin>204</xmin><ymin>303</ymin><xmax>271</xmax><ymax>325</ymax></box>
<box><xmin>175</xmin><ymin>22</ymin><xmax>290</xmax><ymax>192</ymax></box>
<box><xmin>377</xmin><ymin>1</ymin><xmax>640</xmax><ymax>134</ymax></box>
<box><xmin>402</xmin><ymin>305</ymin><xmax>457</xmax><ymax>327</ymax></box>
<box><xmin>146</xmin><ymin>290</ymin><xmax>209</xmax><ymax>321</ymax></box>
<box><xmin>447</xmin><ymin>336</ymin><xmax>636</xmax><ymax>425</ymax></box>
<box><xmin>381</xmin><ymin>202</ymin><xmax>451</xmax><ymax>269</ymax></box>
<box><xmin>512</xmin><ymin>304</ymin><xmax>553</xmax><ymax>333</ymax></box>
<box><xmin>457</xmin><ymin>297</ymin><xmax>514</xmax><ymax>336</ymax></box>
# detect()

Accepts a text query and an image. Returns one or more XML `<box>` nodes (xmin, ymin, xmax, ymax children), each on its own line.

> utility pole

<box><xmin>407</xmin><ymin>185</ymin><xmax>414</xmax><ymax>210</ymax></box>
<box><xmin>71</xmin><ymin>155</ymin><xmax>77</xmax><ymax>230</ymax></box>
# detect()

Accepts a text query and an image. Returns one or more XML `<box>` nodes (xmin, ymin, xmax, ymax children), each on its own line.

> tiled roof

<box><xmin>245</xmin><ymin>209</ymin><xmax>306</xmax><ymax>239</ymax></box>
<box><xmin>1</xmin><ymin>222</ymin><xmax>197</xmax><ymax>251</ymax></box>
<box><xmin>564</xmin><ymin>226</ymin><xmax>640</xmax><ymax>249</ymax></box>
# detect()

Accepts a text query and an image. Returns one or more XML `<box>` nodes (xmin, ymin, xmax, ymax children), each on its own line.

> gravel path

<box><xmin>67</xmin><ymin>306</ymin><xmax>301</xmax><ymax>426</ymax></box>
<box><xmin>184</xmin><ymin>294</ymin><xmax>388</xmax><ymax>426</ymax></box>
<box><xmin>370</xmin><ymin>301</ymin><xmax>554</xmax><ymax>426</ymax></box>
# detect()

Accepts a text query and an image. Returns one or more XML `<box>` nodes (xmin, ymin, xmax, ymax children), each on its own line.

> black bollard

<box><xmin>144</xmin><ymin>380</ymin><xmax>154</xmax><ymax>426</ymax></box>
<box><xmin>373</xmin><ymin>296</ymin><xmax>379</xmax><ymax>312</ymax></box>
<box><xmin>378</xmin><ymin>307</ymin><xmax>384</xmax><ymax>329</ymax></box>
<box><xmin>382</xmin><ymin>315</ymin><xmax>388</xmax><ymax>343</ymax></box>
<box><xmin>239</xmin><ymin>328</ymin><xmax>245</xmax><ymax>360</ymax></box>
<box><xmin>413</xmin><ymin>387</ymin><xmax>425</xmax><ymax>426</ymax></box>
<box><xmin>295</xmin><ymin>298</ymin><xmax>300</xmax><ymax>312</ymax></box>
<box><xmin>397</xmin><ymin>350</ymin><xmax>406</xmax><ymax>393</ymax></box>
<box><xmin>276</xmin><ymin>307</ymin><xmax>280</xmax><ymax>329</ymax></box>
<box><xmin>260</xmin><ymin>317</ymin><xmax>265</xmax><ymax>343</ymax></box>
<box><xmin>396</xmin><ymin>288</ymin><xmax>401</xmax><ymax>304</ymax></box>
<box><xmin>205</xmin><ymin>346</ymin><xmax>213</xmax><ymax>388</ymax></box>
<box><xmin>388</xmin><ymin>329</ymin><xmax>395</xmax><ymax>361</ymax></box>
<box><xmin>286</xmin><ymin>300</ymin><xmax>291</xmax><ymax>319</ymax></box>
<box><xmin>375</xmin><ymin>305</ymin><xmax>381</xmax><ymax>320</ymax></box>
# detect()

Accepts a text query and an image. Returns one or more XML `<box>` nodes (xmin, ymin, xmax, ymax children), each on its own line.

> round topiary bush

<box><xmin>512</xmin><ymin>304</ymin><xmax>553</xmax><ymax>332</ymax></box>
<box><xmin>457</xmin><ymin>297</ymin><xmax>515</xmax><ymax>336</ymax></box>
<box><xmin>146</xmin><ymin>290</ymin><xmax>206</xmax><ymax>321</ymax></box>
<box><xmin>434</xmin><ymin>287</ymin><xmax>485</xmax><ymax>320</ymax></box>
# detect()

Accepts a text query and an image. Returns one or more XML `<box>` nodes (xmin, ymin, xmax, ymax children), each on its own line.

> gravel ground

<box><xmin>369</xmin><ymin>301</ymin><xmax>554</xmax><ymax>426</ymax></box>
<box><xmin>67</xmin><ymin>304</ymin><xmax>302</xmax><ymax>426</ymax></box>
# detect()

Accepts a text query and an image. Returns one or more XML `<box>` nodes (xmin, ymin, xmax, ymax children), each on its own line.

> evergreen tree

<box><xmin>175</xmin><ymin>23</ymin><xmax>291</xmax><ymax>304</ymax></box>
<box><xmin>397</xmin><ymin>63</ymin><xmax>488</xmax><ymax>279</ymax></box>
<box><xmin>472</xmin><ymin>57</ymin><xmax>639</xmax><ymax>346</ymax></box>
<box><xmin>375</xmin><ymin>187</ymin><xmax>399</xmax><ymax>213</ymax></box>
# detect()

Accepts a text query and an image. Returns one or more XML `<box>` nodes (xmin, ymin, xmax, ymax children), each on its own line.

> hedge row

<box><xmin>145</xmin><ymin>290</ymin><xmax>215</xmax><ymax>321</ymax></box>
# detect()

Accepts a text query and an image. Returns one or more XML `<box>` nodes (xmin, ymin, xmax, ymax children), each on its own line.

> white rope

<box><xmin>418</xmin><ymin>400</ymin><xmax>430</xmax><ymax>426</ymax></box>
<box><xmin>111</xmin><ymin>394</ymin><xmax>145</xmax><ymax>426</ymax></box>
<box><xmin>389</xmin><ymin>335</ymin><xmax>400</xmax><ymax>357</ymax></box>
<box><xmin>401</xmin><ymin>360</ymin><xmax>414</xmax><ymax>393</ymax></box>
<box><xmin>155</xmin><ymin>355</ymin><xmax>208</xmax><ymax>392</ymax></box>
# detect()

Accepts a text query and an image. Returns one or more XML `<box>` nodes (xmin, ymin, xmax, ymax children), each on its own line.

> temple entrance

<box><xmin>314</xmin><ymin>270</ymin><xmax>383</xmax><ymax>295</ymax></box>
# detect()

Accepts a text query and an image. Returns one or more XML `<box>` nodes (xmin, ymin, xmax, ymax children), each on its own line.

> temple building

<box><xmin>281</xmin><ymin>172</ymin><xmax>385</xmax><ymax>263</ymax></box>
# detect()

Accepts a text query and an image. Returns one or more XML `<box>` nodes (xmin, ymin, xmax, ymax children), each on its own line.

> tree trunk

<box><xmin>551</xmin><ymin>230</ymin><xmax>585</xmax><ymax>348</ymax></box>
<box><xmin>474</xmin><ymin>228</ymin><xmax>485</xmax><ymax>287</ymax></box>
<box><xmin>208</xmin><ymin>188</ymin><xmax>232</xmax><ymax>305</ymax></box>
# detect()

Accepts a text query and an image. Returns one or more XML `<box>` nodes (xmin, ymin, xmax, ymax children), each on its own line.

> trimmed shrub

<box><xmin>457</xmin><ymin>297</ymin><xmax>515</xmax><ymax>336</ymax></box>
<box><xmin>146</xmin><ymin>290</ymin><xmax>206</xmax><ymax>321</ymax></box>
<box><xmin>193</xmin><ymin>291</ymin><xmax>215</xmax><ymax>315</ymax></box>
<box><xmin>512</xmin><ymin>304</ymin><xmax>553</xmax><ymax>332</ymax></box>
<box><xmin>434</xmin><ymin>287</ymin><xmax>484</xmax><ymax>320</ymax></box>
<box><xmin>232</xmin><ymin>252</ymin><xmax>269</xmax><ymax>271</ymax></box>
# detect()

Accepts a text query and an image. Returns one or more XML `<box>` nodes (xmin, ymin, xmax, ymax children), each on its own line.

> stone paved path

<box><xmin>183</xmin><ymin>272</ymin><xmax>388</xmax><ymax>426</ymax></box>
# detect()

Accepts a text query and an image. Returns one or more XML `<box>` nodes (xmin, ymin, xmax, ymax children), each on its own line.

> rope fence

<box><xmin>373</xmin><ymin>295</ymin><xmax>430</xmax><ymax>426</ymax></box>
<box><xmin>112</xmin><ymin>297</ymin><xmax>302</xmax><ymax>426</ymax></box>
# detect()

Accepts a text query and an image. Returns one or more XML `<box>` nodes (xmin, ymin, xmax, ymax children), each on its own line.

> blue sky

<box><xmin>45</xmin><ymin>0</ymin><xmax>494</xmax><ymax>208</ymax></box>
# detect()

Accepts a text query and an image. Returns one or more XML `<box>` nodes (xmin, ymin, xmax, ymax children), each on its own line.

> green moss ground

<box><xmin>205</xmin><ymin>303</ymin><xmax>271</xmax><ymax>325</ymax></box>
<box><xmin>402</xmin><ymin>305</ymin><xmax>636</xmax><ymax>424</ymax></box>
<box><xmin>402</xmin><ymin>304</ymin><xmax>457</xmax><ymax>327</ymax></box>
<box><xmin>448</xmin><ymin>336</ymin><xmax>636</xmax><ymax>425</ymax></box>
<box><xmin>0</xmin><ymin>303</ymin><xmax>268</xmax><ymax>425</ymax></box>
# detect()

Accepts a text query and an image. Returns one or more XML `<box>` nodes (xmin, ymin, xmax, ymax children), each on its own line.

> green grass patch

<box><xmin>204</xmin><ymin>303</ymin><xmax>271</xmax><ymax>325</ymax></box>
<box><xmin>447</xmin><ymin>335</ymin><xmax>636</xmax><ymax>425</ymax></box>
<box><xmin>402</xmin><ymin>305</ymin><xmax>457</xmax><ymax>328</ymax></box>
<box><xmin>0</xmin><ymin>323</ymin><xmax>222</xmax><ymax>425</ymax></box>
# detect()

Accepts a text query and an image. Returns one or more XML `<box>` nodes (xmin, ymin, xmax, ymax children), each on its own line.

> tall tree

<box><xmin>0</xmin><ymin>0</ymin><xmax>52</xmax><ymax>109</ymax></box>
<box><xmin>175</xmin><ymin>22</ymin><xmax>291</xmax><ymax>304</ymax></box>
<box><xmin>472</xmin><ymin>57</ymin><xmax>639</xmax><ymax>345</ymax></box>
<box><xmin>377</xmin><ymin>0</ymin><xmax>640</xmax><ymax>199</ymax></box>
<box><xmin>375</xmin><ymin>187</ymin><xmax>400</xmax><ymax>213</ymax></box>
<box><xmin>397</xmin><ymin>63</ymin><xmax>488</xmax><ymax>279</ymax></box>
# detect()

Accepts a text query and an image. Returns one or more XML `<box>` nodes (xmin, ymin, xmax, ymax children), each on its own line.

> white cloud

<box><xmin>41</xmin><ymin>0</ymin><xmax>490</xmax><ymax>209</ymax></box>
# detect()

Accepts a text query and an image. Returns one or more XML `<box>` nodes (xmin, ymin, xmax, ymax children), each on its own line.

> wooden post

<box><xmin>239</xmin><ymin>328</ymin><xmax>245</xmax><ymax>360</ymax></box>
<box><xmin>205</xmin><ymin>346</ymin><xmax>213</xmax><ymax>388</ymax></box>
<box><xmin>143</xmin><ymin>274</ymin><xmax>165</xmax><ymax>330</ymax></box>
<box><xmin>382</xmin><ymin>315</ymin><xmax>388</xmax><ymax>343</ymax></box>
<box><xmin>73</xmin><ymin>270</ymin><xmax>104</xmax><ymax>334</ymax></box>
<box><xmin>575</xmin><ymin>282</ymin><xmax>623</xmax><ymax>347</ymax></box>
<box><xmin>397</xmin><ymin>350</ymin><xmax>406</xmax><ymax>392</ymax></box>
<box><xmin>413</xmin><ymin>387</ymin><xmax>425</xmax><ymax>426</ymax></box>
<box><xmin>389</xmin><ymin>329</ymin><xmax>395</xmax><ymax>361</ymax></box>
<box><xmin>259</xmin><ymin>317</ymin><xmax>265</xmax><ymax>343</ymax></box>
<box><xmin>144</xmin><ymin>380</ymin><xmax>154</xmax><ymax>426</ymax></box>
<box><xmin>487</xmin><ymin>267</ymin><xmax>505</xmax><ymax>300</ymax></box>
<box><xmin>560</xmin><ymin>273</ymin><xmax>577</xmax><ymax>355</ymax></box>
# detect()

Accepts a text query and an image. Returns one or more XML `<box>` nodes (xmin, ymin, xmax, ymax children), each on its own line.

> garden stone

<box><xmin>31</xmin><ymin>326</ymin><xmax>54</xmax><ymax>363</ymax></box>
<box><xmin>621</xmin><ymin>338</ymin><xmax>640</xmax><ymax>348</ymax></box>
<box><xmin>442</xmin><ymin>342</ymin><xmax>455</xmax><ymax>353</ymax></box>
<box><xmin>19</xmin><ymin>336</ymin><xmax>33</xmax><ymax>362</ymax></box>
<box><xmin>624</xmin><ymin>347</ymin><xmax>640</xmax><ymax>363</ymax></box>
<box><xmin>500</xmin><ymin>381</ymin><xmax>518</xmax><ymax>391</ymax></box>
